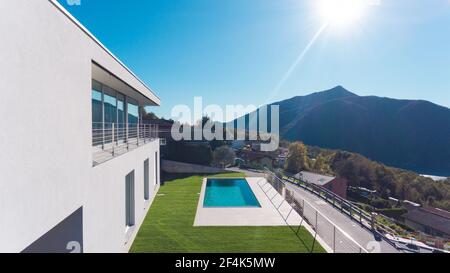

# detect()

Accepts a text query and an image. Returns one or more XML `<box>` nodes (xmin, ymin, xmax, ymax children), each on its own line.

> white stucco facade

<box><xmin>0</xmin><ymin>0</ymin><xmax>160</xmax><ymax>253</ymax></box>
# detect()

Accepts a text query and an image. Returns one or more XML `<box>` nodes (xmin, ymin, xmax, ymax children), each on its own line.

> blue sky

<box><xmin>59</xmin><ymin>0</ymin><xmax>450</xmax><ymax>120</ymax></box>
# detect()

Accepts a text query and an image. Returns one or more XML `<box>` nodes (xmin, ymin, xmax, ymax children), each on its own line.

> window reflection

<box><xmin>103</xmin><ymin>90</ymin><xmax>117</xmax><ymax>125</ymax></box>
<box><xmin>92</xmin><ymin>82</ymin><xmax>102</xmax><ymax>124</ymax></box>
<box><xmin>92</xmin><ymin>81</ymin><xmax>103</xmax><ymax>146</ymax></box>
<box><xmin>91</xmin><ymin>80</ymin><xmax>141</xmax><ymax>146</ymax></box>
<box><xmin>127</xmin><ymin>102</ymin><xmax>139</xmax><ymax>125</ymax></box>
<box><xmin>117</xmin><ymin>94</ymin><xmax>125</xmax><ymax>142</ymax></box>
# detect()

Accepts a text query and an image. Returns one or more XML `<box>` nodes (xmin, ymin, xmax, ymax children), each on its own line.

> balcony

<box><xmin>92</xmin><ymin>122</ymin><xmax>159</xmax><ymax>166</ymax></box>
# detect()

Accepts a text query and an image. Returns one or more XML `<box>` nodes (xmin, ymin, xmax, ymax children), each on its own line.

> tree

<box><xmin>166</xmin><ymin>142</ymin><xmax>213</xmax><ymax>166</ymax></box>
<box><xmin>313</xmin><ymin>155</ymin><xmax>326</xmax><ymax>172</ymax></box>
<box><xmin>142</xmin><ymin>111</ymin><xmax>159</xmax><ymax>121</ymax></box>
<box><xmin>259</xmin><ymin>157</ymin><xmax>273</xmax><ymax>170</ymax></box>
<box><xmin>201</xmin><ymin>116</ymin><xmax>211</xmax><ymax>127</ymax></box>
<box><xmin>284</xmin><ymin>142</ymin><xmax>309</xmax><ymax>174</ymax></box>
<box><xmin>213</xmin><ymin>146</ymin><xmax>236</xmax><ymax>169</ymax></box>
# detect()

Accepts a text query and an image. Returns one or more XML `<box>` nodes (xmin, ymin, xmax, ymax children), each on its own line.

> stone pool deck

<box><xmin>193</xmin><ymin>177</ymin><xmax>303</xmax><ymax>227</ymax></box>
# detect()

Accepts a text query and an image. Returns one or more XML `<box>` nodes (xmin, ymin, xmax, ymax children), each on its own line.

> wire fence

<box><xmin>263</xmin><ymin>170</ymin><xmax>369</xmax><ymax>253</ymax></box>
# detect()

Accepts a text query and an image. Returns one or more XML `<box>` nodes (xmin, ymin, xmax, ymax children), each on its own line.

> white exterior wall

<box><xmin>0</xmin><ymin>0</ymin><xmax>160</xmax><ymax>252</ymax></box>
<box><xmin>87</xmin><ymin>141</ymin><xmax>160</xmax><ymax>253</ymax></box>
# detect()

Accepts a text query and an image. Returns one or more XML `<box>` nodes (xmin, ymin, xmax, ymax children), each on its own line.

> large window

<box><xmin>92</xmin><ymin>83</ymin><xmax>103</xmax><ymax>124</ymax></box>
<box><xmin>91</xmin><ymin>80</ymin><xmax>141</xmax><ymax>146</ymax></box>
<box><xmin>103</xmin><ymin>86</ymin><xmax>117</xmax><ymax>125</ymax></box>
<box><xmin>127</xmin><ymin>101</ymin><xmax>139</xmax><ymax>125</ymax></box>
<box><xmin>117</xmin><ymin>94</ymin><xmax>126</xmax><ymax>142</ymax></box>
<box><xmin>92</xmin><ymin>81</ymin><xmax>103</xmax><ymax>146</ymax></box>
<box><xmin>125</xmin><ymin>171</ymin><xmax>135</xmax><ymax>228</ymax></box>
<box><xmin>127</xmin><ymin>101</ymin><xmax>139</xmax><ymax>138</ymax></box>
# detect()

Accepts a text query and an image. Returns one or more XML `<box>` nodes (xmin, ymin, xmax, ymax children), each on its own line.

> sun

<box><xmin>317</xmin><ymin>0</ymin><xmax>366</xmax><ymax>27</ymax></box>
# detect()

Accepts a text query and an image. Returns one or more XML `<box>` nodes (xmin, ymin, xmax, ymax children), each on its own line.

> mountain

<box><xmin>237</xmin><ymin>86</ymin><xmax>450</xmax><ymax>176</ymax></box>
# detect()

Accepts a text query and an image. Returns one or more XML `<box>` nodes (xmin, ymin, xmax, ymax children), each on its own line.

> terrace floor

<box><xmin>92</xmin><ymin>137</ymin><xmax>157</xmax><ymax>166</ymax></box>
<box><xmin>130</xmin><ymin>173</ymin><xmax>325</xmax><ymax>253</ymax></box>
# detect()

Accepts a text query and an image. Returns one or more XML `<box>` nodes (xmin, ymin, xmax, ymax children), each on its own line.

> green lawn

<box><xmin>130</xmin><ymin>173</ymin><xmax>325</xmax><ymax>253</ymax></box>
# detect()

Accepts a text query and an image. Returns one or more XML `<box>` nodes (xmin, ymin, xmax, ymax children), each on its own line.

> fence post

<box><xmin>333</xmin><ymin>226</ymin><xmax>336</xmax><ymax>253</ymax></box>
<box><xmin>112</xmin><ymin>123</ymin><xmax>115</xmax><ymax>156</ymax></box>
<box><xmin>303</xmin><ymin>199</ymin><xmax>305</xmax><ymax>216</ymax></box>
<box><xmin>126</xmin><ymin>123</ymin><xmax>129</xmax><ymax>150</ymax></box>
<box><xmin>102</xmin><ymin>122</ymin><xmax>105</xmax><ymax>150</ymax></box>
<box><xmin>315</xmin><ymin>210</ymin><xmax>318</xmax><ymax>230</ymax></box>
<box><xmin>371</xmin><ymin>213</ymin><xmax>376</xmax><ymax>231</ymax></box>
<box><xmin>143</xmin><ymin>125</ymin><xmax>146</xmax><ymax>144</ymax></box>
<box><xmin>137</xmin><ymin>123</ymin><xmax>140</xmax><ymax>146</ymax></box>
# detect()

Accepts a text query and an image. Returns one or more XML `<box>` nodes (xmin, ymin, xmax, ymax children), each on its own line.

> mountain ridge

<box><xmin>236</xmin><ymin>86</ymin><xmax>450</xmax><ymax>176</ymax></box>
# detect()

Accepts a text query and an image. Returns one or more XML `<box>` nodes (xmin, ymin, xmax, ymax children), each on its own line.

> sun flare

<box><xmin>318</xmin><ymin>0</ymin><xmax>366</xmax><ymax>27</ymax></box>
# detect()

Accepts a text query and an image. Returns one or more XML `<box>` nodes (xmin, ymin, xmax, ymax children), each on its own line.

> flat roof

<box><xmin>48</xmin><ymin>0</ymin><xmax>160</xmax><ymax>105</ymax></box>
<box><xmin>295</xmin><ymin>171</ymin><xmax>336</xmax><ymax>186</ymax></box>
<box><xmin>402</xmin><ymin>207</ymin><xmax>450</xmax><ymax>235</ymax></box>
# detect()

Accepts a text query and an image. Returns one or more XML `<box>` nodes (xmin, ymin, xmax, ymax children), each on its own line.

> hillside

<box><xmin>239</xmin><ymin>86</ymin><xmax>450</xmax><ymax>176</ymax></box>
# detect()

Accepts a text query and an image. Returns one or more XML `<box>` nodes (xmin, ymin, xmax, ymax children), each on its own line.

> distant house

<box><xmin>401</xmin><ymin>206</ymin><xmax>450</xmax><ymax>238</ymax></box>
<box><xmin>251</xmin><ymin>143</ymin><xmax>262</xmax><ymax>152</ymax></box>
<box><xmin>294</xmin><ymin>171</ymin><xmax>348</xmax><ymax>199</ymax></box>
<box><xmin>276</xmin><ymin>148</ymin><xmax>289</xmax><ymax>167</ymax></box>
<box><xmin>142</xmin><ymin>118</ymin><xmax>173</xmax><ymax>141</ymax></box>
<box><xmin>231</xmin><ymin>140</ymin><xmax>246</xmax><ymax>150</ymax></box>
<box><xmin>238</xmin><ymin>150</ymin><xmax>275</xmax><ymax>162</ymax></box>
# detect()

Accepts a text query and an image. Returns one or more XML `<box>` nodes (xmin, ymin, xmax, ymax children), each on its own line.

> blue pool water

<box><xmin>204</xmin><ymin>178</ymin><xmax>261</xmax><ymax>208</ymax></box>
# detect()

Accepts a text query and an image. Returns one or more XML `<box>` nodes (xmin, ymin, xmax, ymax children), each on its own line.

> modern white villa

<box><xmin>0</xmin><ymin>0</ymin><xmax>160</xmax><ymax>252</ymax></box>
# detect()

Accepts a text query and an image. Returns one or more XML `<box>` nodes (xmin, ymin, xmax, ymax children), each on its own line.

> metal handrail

<box><xmin>92</xmin><ymin>122</ymin><xmax>159</xmax><ymax>166</ymax></box>
<box><xmin>264</xmin><ymin>169</ymin><xmax>369</xmax><ymax>253</ymax></box>
<box><xmin>281</xmin><ymin>172</ymin><xmax>404</xmax><ymax>250</ymax></box>
<box><xmin>283</xmin><ymin>174</ymin><xmax>373</xmax><ymax>225</ymax></box>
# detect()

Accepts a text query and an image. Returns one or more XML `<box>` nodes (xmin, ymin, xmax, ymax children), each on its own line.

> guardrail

<box><xmin>262</xmin><ymin>169</ymin><xmax>369</xmax><ymax>253</ymax></box>
<box><xmin>92</xmin><ymin>122</ymin><xmax>159</xmax><ymax>166</ymax></box>
<box><xmin>280</xmin><ymin>172</ymin><xmax>401</xmax><ymax>247</ymax></box>
<box><xmin>283</xmin><ymin>174</ymin><xmax>373</xmax><ymax>228</ymax></box>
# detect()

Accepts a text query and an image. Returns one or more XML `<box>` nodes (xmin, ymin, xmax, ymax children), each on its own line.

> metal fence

<box><xmin>92</xmin><ymin>122</ymin><xmax>159</xmax><ymax>166</ymax></box>
<box><xmin>282</xmin><ymin>174</ymin><xmax>374</xmax><ymax>229</ymax></box>
<box><xmin>281</xmin><ymin>173</ymin><xmax>404</xmax><ymax>242</ymax></box>
<box><xmin>264</xmin><ymin>170</ymin><xmax>369</xmax><ymax>253</ymax></box>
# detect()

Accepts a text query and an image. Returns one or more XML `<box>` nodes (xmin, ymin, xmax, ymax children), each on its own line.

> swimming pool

<box><xmin>203</xmin><ymin>178</ymin><xmax>261</xmax><ymax>208</ymax></box>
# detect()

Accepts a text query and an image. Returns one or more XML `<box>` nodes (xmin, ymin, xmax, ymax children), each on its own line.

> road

<box><xmin>284</xmin><ymin>182</ymin><xmax>400</xmax><ymax>253</ymax></box>
<box><xmin>229</xmin><ymin>168</ymin><xmax>401</xmax><ymax>253</ymax></box>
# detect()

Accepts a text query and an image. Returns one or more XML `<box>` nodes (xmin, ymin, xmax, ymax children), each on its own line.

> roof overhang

<box><xmin>92</xmin><ymin>62</ymin><xmax>158</xmax><ymax>106</ymax></box>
